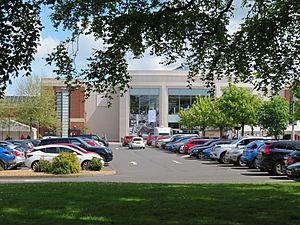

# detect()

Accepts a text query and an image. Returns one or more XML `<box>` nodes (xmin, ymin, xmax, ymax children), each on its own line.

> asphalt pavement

<box><xmin>0</xmin><ymin>143</ymin><xmax>293</xmax><ymax>183</ymax></box>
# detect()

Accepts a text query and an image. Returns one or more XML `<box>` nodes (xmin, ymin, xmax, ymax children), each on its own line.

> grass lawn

<box><xmin>0</xmin><ymin>182</ymin><xmax>300</xmax><ymax>225</ymax></box>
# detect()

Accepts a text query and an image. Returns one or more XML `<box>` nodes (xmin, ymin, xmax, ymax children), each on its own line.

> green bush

<box><xmin>89</xmin><ymin>158</ymin><xmax>103</xmax><ymax>171</ymax></box>
<box><xmin>51</xmin><ymin>153</ymin><xmax>80</xmax><ymax>174</ymax></box>
<box><xmin>34</xmin><ymin>160</ymin><xmax>52</xmax><ymax>173</ymax></box>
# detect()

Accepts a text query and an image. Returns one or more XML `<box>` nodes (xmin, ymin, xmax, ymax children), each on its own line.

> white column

<box><xmin>119</xmin><ymin>92</ymin><xmax>130</xmax><ymax>141</ymax></box>
<box><xmin>160</xmin><ymin>85</ymin><xmax>169</xmax><ymax>127</ymax></box>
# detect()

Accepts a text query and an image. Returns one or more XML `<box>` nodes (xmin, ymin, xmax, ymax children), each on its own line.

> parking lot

<box><xmin>0</xmin><ymin>143</ymin><xmax>293</xmax><ymax>183</ymax></box>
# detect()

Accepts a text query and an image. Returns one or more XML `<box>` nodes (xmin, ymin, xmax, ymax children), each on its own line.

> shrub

<box><xmin>51</xmin><ymin>153</ymin><xmax>80</xmax><ymax>174</ymax></box>
<box><xmin>34</xmin><ymin>160</ymin><xmax>52</xmax><ymax>173</ymax></box>
<box><xmin>89</xmin><ymin>158</ymin><xmax>103</xmax><ymax>171</ymax></box>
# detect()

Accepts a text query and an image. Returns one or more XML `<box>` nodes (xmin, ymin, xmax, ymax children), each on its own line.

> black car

<box><xmin>72</xmin><ymin>134</ymin><xmax>109</xmax><ymax>147</ymax></box>
<box><xmin>256</xmin><ymin>141</ymin><xmax>300</xmax><ymax>175</ymax></box>
<box><xmin>286</xmin><ymin>162</ymin><xmax>300</xmax><ymax>180</ymax></box>
<box><xmin>38</xmin><ymin>137</ymin><xmax>113</xmax><ymax>162</ymax></box>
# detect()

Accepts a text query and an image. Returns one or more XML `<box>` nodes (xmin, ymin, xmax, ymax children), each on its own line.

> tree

<box><xmin>259</xmin><ymin>96</ymin><xmax>290</xmax><ymax>139</ymax></box>
<box><xmin>218</xmin><ymin>84</ymin><xmax>261</xmax><ymax>136</ymax></box>
<box><xmin>178</xmin><ymin>108</ymin><xmax>197</xmax><ymax>130</ymax></box>
<box><xmin>16</xmin><ymin>75</ymin><xmax>58</xmax><ymax>137</ymax></box>
<box><xmin>0</xmin><ymin>98</ymin><xmax>20</xmax><ymax>138</ymax></box>
<box><xmin>210</xmin><ymin>98</ymin><xmax>234</xmax><ymax>138</ymax></box>
<box><xmin>0</xmin><ymin>0</ymin><xmax>41</xmax><ymax>97</ymax></box>
<box><xmin>1</xmin><ymin>1</ymin><xmax>299</xmax><ymax>100</ymax></box>
<box><xmin>294</xmin><ymin>100</ymin><xmax>300</xmax><ymax>121</ymax></box>
<box><xmin>191</xmin><ymin>96</ymin><xmax>215</xmax><ymax>136</ymax></box>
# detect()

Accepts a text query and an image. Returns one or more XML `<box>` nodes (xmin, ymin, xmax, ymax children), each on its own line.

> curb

<box><xmin>0</xmin><ymin>170</ymin><xmax>116</xmax><ymax>179</ymax></box>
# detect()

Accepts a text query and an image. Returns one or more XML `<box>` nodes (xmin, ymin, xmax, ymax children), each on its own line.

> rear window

<box><xmin>133</xmin><ymin>138</ymin><xmax>143</xmax><ymax>141</ymax></box>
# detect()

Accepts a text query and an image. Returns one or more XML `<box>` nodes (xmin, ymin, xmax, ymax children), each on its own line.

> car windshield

<box><xmin>231</xmin><ymin>139</ymin><xmax>241</xmax><ymax>144</ymax></box>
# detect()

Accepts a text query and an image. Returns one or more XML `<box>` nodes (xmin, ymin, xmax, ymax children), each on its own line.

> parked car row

<box><xmin>0</xmin><ymin>134</ymin><xmax>112</xmax><ymax>170</ymax></box>
<box><xmin>145</xmin><ymin>133</ymin><xmax>300</xmax><ymax>182</ymax></box>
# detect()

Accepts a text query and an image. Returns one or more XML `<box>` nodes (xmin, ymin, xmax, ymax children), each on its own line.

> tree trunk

<box><xmin>241</xmin><ymin>123</ymin><xmax>245</xmax><ymax>136</ymax></box>
<box><xmin>219</xmin><ymin>127</ymin><xmax>224</xmax><ymax>138</ymax></box>
<box><xmin>202</xmin><ymin>128</ymin><xmax>206</xmax><ymax>137</ymax></box>
<box><xmin>251</xmin><ymin>126</ymin><xmax>254</xmax><ymax>136</ymax></box>
<box><xmin>30</xmin><ymin>117</ymin><xmax>32</xmax><ymax>139</ymax></box>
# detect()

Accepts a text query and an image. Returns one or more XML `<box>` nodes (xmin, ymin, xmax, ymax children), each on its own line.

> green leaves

<box><xmin>218</xmin><ymin>84</ymin><xmax>261</xmax><ymax>134</ymax></box>
<box><xmin>0</xmin><ymin>0</ymin><xmax>41</xmax><ymax>96</ymax></box>
<box><xmin>16</xmin><ymin>75</ymin><xmax>58</xmax><ymax>131</ymax></box>
<box><xmin>259</xmin><ymin>96</ymin><xmax>290</xmax><ymax>138</ymax></box>
<box><xmin>1</xmin><ymin>0</ymin><xmax>299</xmax><ymax>101</ymax></box>
<box><xmin>179</xmin><ymin>84</ymin><xmax>262</xmax><ymax>137</ymax></box>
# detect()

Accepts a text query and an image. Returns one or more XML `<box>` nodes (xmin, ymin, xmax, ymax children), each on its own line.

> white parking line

<box><xmin>173</xmin><ymin>160</ymin><xmax>183</xmax><ymax>164</ymax></box>
<box><xmin>130</xmin><ymin>161</ymin><xmax>138</xmax><ymax>166</ymax></box>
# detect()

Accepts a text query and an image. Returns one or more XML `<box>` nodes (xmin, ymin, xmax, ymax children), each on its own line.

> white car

<box><xmin>210</xmin><ymin>137</ymin><xmax>267</xmax><ymax>163</ymax></box>
<box><xmin>128</xmin><ymin>137</ymin><xmax>145</xmax><ymax>149</ymax></box>
<box><xmin>224</xmin><ymin>147</ymin><xmax>246</xmax><ymax>166</ymax></box>
<box><xmin>25</xmin><ymin>144</ymin><xmax>104</xmax><ymax>170</ymax></box>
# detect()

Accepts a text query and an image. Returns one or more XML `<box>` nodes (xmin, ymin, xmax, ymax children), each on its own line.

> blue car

<box><xmin>241</xmin><ymin>141</ymin><xmax>265</xmax><ymax>169</ymax></box>
<box><xmin>0</xmin><ymin>146</ymin><xmax>15</xmax><ymax>170</ymax></box>
<box><xmin>203</xmin><ymin>148</ymin><xmax>213</xmax><ymax>159</ymax></box>
<box><xmin>166</xmin><ymin>137</ymin><xmax>190</xmax><ymax>152</ymax></box>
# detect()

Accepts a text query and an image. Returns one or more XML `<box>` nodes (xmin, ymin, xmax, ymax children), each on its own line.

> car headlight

<box><xmin>294</xmin><ymin>167</ymin><xmax>300</xmax><ymax>171</ymax></box>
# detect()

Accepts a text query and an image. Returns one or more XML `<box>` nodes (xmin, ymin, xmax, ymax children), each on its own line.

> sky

<box><xmin>6</xmin><ymin>1</ymin><xmax>247</xmax><ymax>95</ymax></box>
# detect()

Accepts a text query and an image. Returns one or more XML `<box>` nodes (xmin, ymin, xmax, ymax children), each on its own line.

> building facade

<box><xmin>43</xmin><ymin>70</ymin><xmax>300</xmax><ymax>141</ymax></box>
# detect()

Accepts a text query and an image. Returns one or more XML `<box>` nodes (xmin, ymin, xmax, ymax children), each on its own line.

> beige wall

<box><xmin>85</xmin><ymin>93</ymin><xmax>120</xmax><ymax>141</ymax></box>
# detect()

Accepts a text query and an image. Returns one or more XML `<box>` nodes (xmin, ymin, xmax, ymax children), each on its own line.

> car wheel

<box><xmin>252</xmin><ymin>158</ymin><xmax>259</xmax><ymax>169</ymax></box>
<box><xmin>218</xmin><ymin>152</ymin><xmax>226</xmax><ymax>164</ymax></box>
<box><xmin>273</xmin><ymin>161</ymin><xmax>285</xmax><ymax>176</ymax></box>
<box><xmin>81</xmin><ymin>160</ymin><xmax>91</xmax><ymax>170</ymax></box>
<box><xmin>178</xmin><ymin>146</ymin><xmax>185</xmax><ymax>154</ymax></box>
<box><xmin>0</xmin><ymin>161</ymin><xmax>6</xmax><ymax>170</ymax></box>
<box><xmin>197</xmin><ymin>151</ymin><xmax>204</xmax><ymax>159</ymax></box>
<box><xmin>31</xmin><ymin>161</ymin><xmax>39</xmax><ymax>170</ymax></box>
<box><xmin>235</xmin><ymin>156</ymin><xmax>246</xmax><ymax>167</ymax></box>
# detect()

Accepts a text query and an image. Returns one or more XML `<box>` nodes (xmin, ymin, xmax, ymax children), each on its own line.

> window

<box><xmin>45</xmin><ymin>147</ymin><xmax>59</xmax><ymax>154</ymax></box>
<box><xmin>129</xmin><ymin>88</ymin><xmax>160</xmax><ymax>135</ymax></box>
<box><xmin>70</xmin><ymin>139</ymin><xmax>83</xmax><ymax>146</ymax></box>
<box><xmin>274</xmin><ymin>142</ymin><xmax>287</xmax><ymax>149</ymax></box>
<box><xmin>59</xmin><ymin>147</ymin><xmax>74</xmax><ymax>153</ymax></box>
<box><xmin>169</xmin><ymin>96</ymin><xmax>180</xmax><ymax>114</ymax></box>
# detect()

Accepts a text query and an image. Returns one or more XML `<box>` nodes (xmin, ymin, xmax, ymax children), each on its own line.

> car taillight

<box><xmin>14</xmin><ymin>150</ymin><xmax>20</xmax><ymax>156</ymax></box>
<box><xmin>263</xmin><ymin>144</ymin><xmax>272</xmax><ymax>155</ymax></box>
<box><xmin>287</xmin><ymin>158</ymin><xmax>297</xmax><ymax>165</ymax></box>
<box><xmin>249</xmin><ymin>148</ymin><xmax>254</xmax><ymax>152</ymax></box>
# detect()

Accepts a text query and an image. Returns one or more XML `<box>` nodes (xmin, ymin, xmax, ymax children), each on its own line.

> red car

<box><xmin>183</xmin><ymin>139</ymin><xmax>209</xmax><ymax>154</ymax></box>
<box><xmin>122</xmin><ymin>136</ymin><xmax>135</xmax><ymax>146</ymax></box>
<box><xmin>146</xmin><ymin>135</ymin><xmax>157</xmax><ymax>146</ymax></box>
<box><xmin>154</xmin><ymin>136</ymin><xmax>170</xmax><ymax>148</ymax></box>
